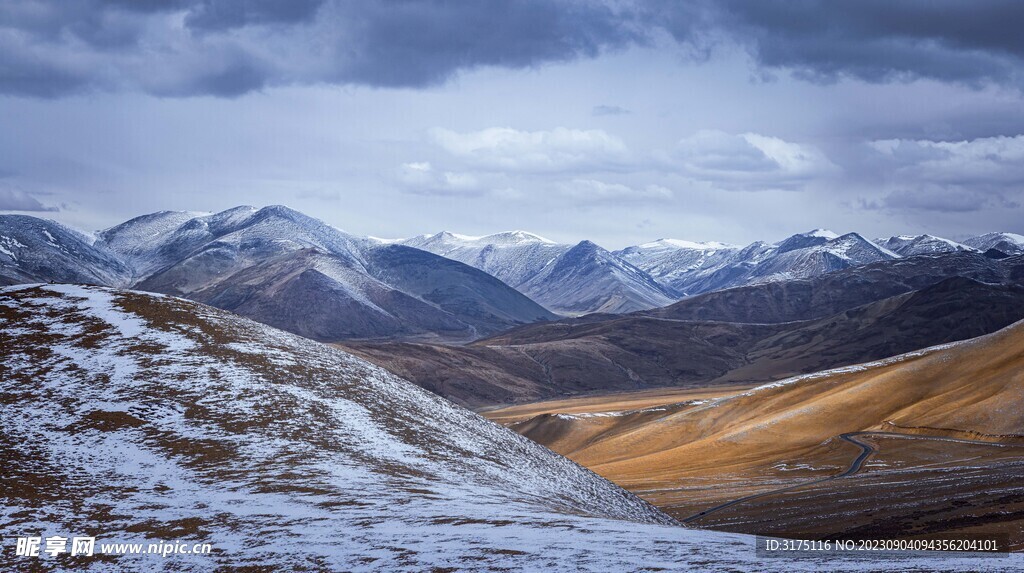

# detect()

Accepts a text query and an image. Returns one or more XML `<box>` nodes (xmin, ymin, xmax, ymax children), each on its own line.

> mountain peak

<box><xmin>640</xmin><ymin>238</ymin><xmax>738</xmax><ymax>251</ymax></box>
<box><xmin>482</xmin><ymin>230</ymin><xmax>556</xmax><ymax>245</ymax></box>
<box><xmin>571</xmin><ymin>239</ymin><xmax>603</xmax><ymax>252</ymax></box>
<box><xmin>800</xmin><ymin>228</ymin><xmax>839</xmax><ymax>239</ymax></box>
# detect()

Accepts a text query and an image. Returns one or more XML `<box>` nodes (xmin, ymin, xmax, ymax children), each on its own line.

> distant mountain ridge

<box><xmin>3</xmin><ymin>207</ymin><xmax>1022</xmax><ymax>336</ymax></box>
<box><xmin>345</xmin><ymin>250</ymin><xmax>1024</xmax><ymax>407</ymax></box>
<box><xmin>616</xmin><ymin>229</ymin><xmax>899</xmax><ymax>295</ymax></box>
<box><xmin>402</xmin><ymin>231</ymin><xmax>678</xmax><ymax>314</ymax></box>
<box><xmin>874</xmin><ymin>234</ymin><xmax>976</xmax><ymax>257</ymax></box>
<box><xmin>964</xmin><ymin>232</ymin><xmax>1024</xmax><ymax>255</ymax></box>
<box><xmin>0</xmin><ymin>207</ymin><xmax>554</xmax><ymax>342</ymax></box>
<box><xmin>406</xmin><ymin>227</ymin><xmax>998</xmax><ymax>310</ymax></box>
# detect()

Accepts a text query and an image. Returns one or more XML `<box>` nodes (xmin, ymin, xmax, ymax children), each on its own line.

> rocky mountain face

<box><xmin>874</xmin><ymin>234</ymin><xmax>975</xmax><ymax>256</ymax></box>
<box><xmin>345</xmin><ymin>252</ymin><xmax>1024</xmax><ymax>407</ymax></box>
<box><xmin>0</xmin><ymin>214</ymin><xmax>132</xmax><ymax>287</ymax></box>
<box><xmin>402</xmin><ymin>231</ymin><xmax>677</xmax><ymax>314</ymax></box>
<box><xmin>517</xmin><ymin>240</ymin><xmax>678</xmax><ymax>314</ymax></box>
<box><xmin>614</xmin><ymin>238</ymin><xmax>739</xmax><ymax>293</ymax></box>
<box><xmin>964</xmin><ymin>232</ymin><xmax>1024</xmax><ymax>255</ymax></box>
<box><xmin>618</xmin><ymin>229</ymin><xmax>898</xmax><ymax>295</ymax></box>
<box><xmin>1</xmin><ymin>207</ymin><xmax>553</xmax><ymax>341</ymax></box>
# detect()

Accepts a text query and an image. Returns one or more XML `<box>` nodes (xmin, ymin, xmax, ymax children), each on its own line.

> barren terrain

<box><xmin>485</xmin><ymin>320</ymin><xmax>1024</xmax><ymax>548</ymax></box>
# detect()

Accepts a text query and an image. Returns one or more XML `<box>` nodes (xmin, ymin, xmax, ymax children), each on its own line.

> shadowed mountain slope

<box><xmin>345</xmin><ymin>257</ymin><xmax>1024</xmax><ymax>407</ymax></box>
<box><xmin>0</xmin><ymin>214</ymin><xmax>132</xmax><ymax>287</ymax></box>
<box><xmin>403</xmin><ymin>232</ymin><xmax>678</xmax><ymax>314</ymax></box>
<box><xmin>4</xmin><ymin>207</ymin><xmax>554</xmax><ymax>341</ymax></box>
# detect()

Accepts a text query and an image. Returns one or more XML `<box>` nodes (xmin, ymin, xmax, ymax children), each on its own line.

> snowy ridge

<box><xmin>636</xmin><ymin>238</ymin><xmax>738</xmax><ymax>251</ymax></box>
<box><xmin>21</xmin><ymin>206</ymin><xmax>555</xmax><ymax>341</ymax></box>
<box><xmin>0</xmin><ymin>215</ymin><xmax>133</xmax><ymax>287</ymax></box>
<box><xmin>964</xmin><ymin>232</ymin><xmax>1024</xmax><ymax>255</ymax></box>
<box><xmin>621</xmin><ymin>230</ymin><xmax>899</xmax><ymax>295</ymax></box>
<box><xmin>875</xmin><ymin>234</ymin><xmax>976</xmax><ymax>257</ymax></box>
<box><xmin>404</xmin><ymin>232</ymin><xmax>677</xmax><ymax>314</ymax></box>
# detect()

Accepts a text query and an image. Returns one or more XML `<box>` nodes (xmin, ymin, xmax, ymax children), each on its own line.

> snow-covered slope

<box><xmin>402</xmin><ymin>230</ymin><xmax>571</xmax><ymax>289</ymax></box>
<box><xmin>964</xmin><ymin>232</ymin><xmax>1024</xmax><ymax>255</ymax></box>
<box><xmin>0</xmin><ymin>214</ymin><xmax>132</xmax><ymax>287</ymax></box>
<box><xmin>1</xmin><ymin>285</ymin><xmax>1008</xmax><ymax>571</ymax></box>
<box><xmin>875</xmin><ymin>234</ymin><xmax>976</xmax><ymax>257</ymax></box>
<box><xmin>614</xmin><ymin>239</ymin><xmax>740</xmax><ymax>294</ymax></box>
<box><xmin>403</xmin><ymin>232</ymin><xmax>678</xmax><ymax>314</ymax></box>
<box><xmin>629</xmin><ymin>230</ymin><xmax>900</xmax><ymax>295</ymax></box>
<box><xmin>95</xmin><ymin>210</ymin><xmax>209</xmax><ymax>277</ymax></box>
<box><xmin>105</xmin><ymin>205</ymin><xmax>371</xmax><ymax>283</ymax></box>
<box><xmin>6</xmin><ymin>208</ymin><xmax>554</xmax><ymax>341</ymax></box>
<box><xmin>520</xmin><ymin>240</ymin><xmax>678</xmax><ymax>314</ymax></box>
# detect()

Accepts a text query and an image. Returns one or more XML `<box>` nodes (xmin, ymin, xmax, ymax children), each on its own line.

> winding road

<box><xmin>682</xmin><ymin>431</ymin><xmax>1024</xmax><ymax>524</ymax></box>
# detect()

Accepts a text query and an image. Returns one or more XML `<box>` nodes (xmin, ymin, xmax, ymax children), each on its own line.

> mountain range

<box><xmin>0</xmin><ymin>207</ymin><xmax>553</xmax><ymax>342</ymax></box>
<box><xmin>345</xmin><ymin>251</ymin><xmax>1024</xmax><ymax>407</ymax></box>
<box><xmin>3</xmin><ymin>206</ymin><xmax>1023</xmax><ymax>344</ymax></box>
<box><xmin>404</xmin><ymin>228</ymin><xmax>1024</xmax><ymax>312</ymax></box>
<box><xmin>401</xmin><ymin>231</ymin><xmax>678</xmax><ymax>314</ymax></box>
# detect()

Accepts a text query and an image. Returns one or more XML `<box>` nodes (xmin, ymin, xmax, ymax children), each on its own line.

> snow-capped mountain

<box><xmin>519</xmin><ymin>240</ymin><xmax>678</xmax><ymax>314</ymax></box>
<box><xmin>964</xmin><ymin>232</ymin><xmax>1024</xmax><ymax>256</ymax></box>
<box><xmin>402</xmin><ymin>230</ymin><xmax>568</xmax><ymax>288</ymax></box>
<box><xmin>621</xmin><ymin>230</ymin><xmax>899</xmax><ymax>296</ymax></box>
<box><xmin>94</xmin><ymin>209</ymin><xmax>210</xmax><ymax>277</ymax></box>
<box><xmin>402</xmin><ymin>231</ymin><xmax>678</xmax><ymax>314</ymax></box>
<box><xmin>0</xmin><ymin>214</ymin><xmax>132</xmax><ymax>287</ymax></box>
<box><xmin>2</xmin><ymin>207</ymin><xmax>554</xmax><ymax>341</ymax></box>
<box><xmin>614</xmin><ymin>238</ymin><xmax>740</xmax><ymax>294</ymax></box>
<box><xmin>874</xmin><ymin>234</ymin><xmax>976</xmax><ymax>257</ymax></box>
<box><xmin>750</xmin><ymin>230</ymin><xmax>900</xmax><ymax>283</ymax></box>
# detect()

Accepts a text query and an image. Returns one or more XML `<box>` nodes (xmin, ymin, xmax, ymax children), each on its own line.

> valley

<box><xmin>484</xmin><ymin>320</ymin><xmax>1024</xmax><ymax>549</ymax></box>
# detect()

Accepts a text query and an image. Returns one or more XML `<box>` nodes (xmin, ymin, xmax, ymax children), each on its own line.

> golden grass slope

<box><xmin>499</xmin><ymin>319</ymin><xmax>1024</xmax><ymax>490</ymax></box>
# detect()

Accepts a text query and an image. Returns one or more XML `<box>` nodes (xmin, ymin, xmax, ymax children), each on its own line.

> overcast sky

<box><xmin>2</xmin><ymin>0</ymin><xmax>1024</xmax><ymax>248</ymax></box>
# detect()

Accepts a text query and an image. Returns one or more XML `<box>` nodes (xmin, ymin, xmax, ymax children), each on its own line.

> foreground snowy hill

<box><xmin>402</xmin><ymin>231</ymin><xmax>677</xmax><ymax>314</ymax></box>
<box><xmin>0</xmin><ymin>284</ymin><xmax>1004</xmax><ymax>571</ymax></box>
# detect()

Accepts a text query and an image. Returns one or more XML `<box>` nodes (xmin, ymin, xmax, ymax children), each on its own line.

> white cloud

<box><xmin>559</xmin><ymin>179</ymin><xmax>672</xmax><ymax>204</ymax></box>
<box><xmin>0</xmin><ymin>187</ymin><xmax>58</xmax><ymax>212</ymax></box>
<box><xmin>871</xmin><ymin>135</ymin><xmax>1024</xmax><ymax>185</ymax></box>
<box><xmin>867</xmin><ymin>135</ymin><xmax>1024</xmax><ymax>212</ymax></box>
<box><xmin>430</xmin><ymin>127</ymin><xmax>629</xmax><ymax>172</ymax></box>
<box><xmin>397</xmin><ymin>161</ymin><xmax>483</xmax><ymax>196</ymax></box>
<box><xmin>669</xmin><ymin>130</ymin><xmax>837</xmax><ymax>190</ymax></box>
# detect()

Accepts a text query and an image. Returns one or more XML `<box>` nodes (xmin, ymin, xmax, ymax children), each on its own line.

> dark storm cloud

<box><xmin>5</xmin><ymin>1</ymin><xmax>1024</xmax><ymax>99</ymax></box>
<box><xmin>0</xmin><ymin>0</ymin><xmax>639</xmax><ymax>97</ymax></box>
<box><xmin>183</xmin><ymin>0</ymin><xmax>325</xmax><ymax>31</ymax></box>
<box><xmin>690</xmin><ymin>0</ymin><xmax>1024</xmax><ymax>86</ymax></box>
<box><xmin>0</xmin><ymin>188</ymin><xmax>57</xmax><ymax>212</ymax></box>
